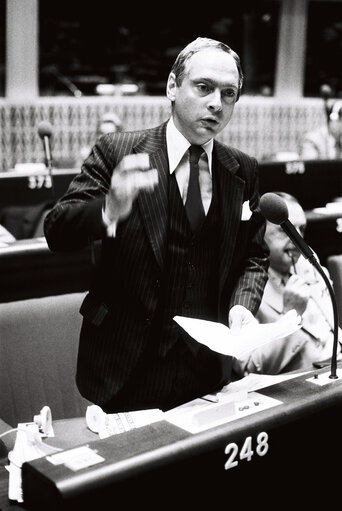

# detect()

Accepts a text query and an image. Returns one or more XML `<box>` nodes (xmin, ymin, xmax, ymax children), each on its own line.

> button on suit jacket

<box><xmin>44</xmin><ymin>121</ymin><xmax>269</xmax><ymax>405</ymax></box>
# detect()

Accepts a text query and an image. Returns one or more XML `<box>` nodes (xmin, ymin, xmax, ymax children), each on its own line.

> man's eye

<box><xmin>223</xmin><ymin>89</ymin><xmax>237</xmax><ymax>98</ymax></box>
<box><xmin>197</xmin><ymin>83</ymin><xmax>211</xmax><ymax>94</ymax></box>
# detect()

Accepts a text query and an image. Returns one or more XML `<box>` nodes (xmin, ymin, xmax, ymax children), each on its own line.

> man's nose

<box><xmin>208</xmin><ymin>90</ymin><xmax>223</xmax><ymax>111</ymax></box>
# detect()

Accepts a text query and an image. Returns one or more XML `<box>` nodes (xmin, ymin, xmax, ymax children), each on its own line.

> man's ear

<box><xmin>166</xmin><ymin>72</ymin><xmax>177</xmax><ymax>101</ymax></box>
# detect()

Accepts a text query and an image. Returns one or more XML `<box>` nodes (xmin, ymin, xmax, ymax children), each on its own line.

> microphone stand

<box><xmin>309</xmin><ymin>258</ymin><xmax>339</xmax><ymax>379</ymax></box>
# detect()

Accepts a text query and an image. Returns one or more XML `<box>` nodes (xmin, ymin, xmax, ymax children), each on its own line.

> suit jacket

<box><xmin>44</xmin><ymin>121</ymin><xmax>269</xmax><ymax>404</ymax></box>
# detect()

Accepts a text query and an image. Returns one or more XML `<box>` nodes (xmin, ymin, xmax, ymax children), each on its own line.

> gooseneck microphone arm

<box><xmin>280</xmin><ymin>220</ymin><xmax>316</xmax><ymax>263</ymax></box>
<box><xmin>309</xmin><ymin>258</ymin><xmax>339</xmax><ymax>378</ymax></box>
<box><xmin>260</xmin><ymin>192</ymin><xmax>340</xmax><ymax>379</ymax></box>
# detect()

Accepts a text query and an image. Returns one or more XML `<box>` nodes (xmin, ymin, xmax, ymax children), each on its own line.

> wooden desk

<box><xmin>0</xmin><ymin>238</ymin><xmax>100</xmax><ymax>302</ymax></box>
<box><xmin>1</xmin><ymin>210</ymin><xmax>340</xmax><ymax>303</ymax></box>
<box><xmin>0</xmin><ymin>168</ymin><xmax>77</xmax><ymax>208</ymax></box>
<box><xmin>304</xmin><ymin>210</ymin><xmax>342</xmax><ymax>266</ymax></box>
<box><xmin>1</xmin><ymin>364</ymin><xmax>341</xmax><ymax>509</ymax></box>
<box><xmin>0</xmin><ymin>160</ymin><xmax>341</xmax><ymax>301</ymax></box>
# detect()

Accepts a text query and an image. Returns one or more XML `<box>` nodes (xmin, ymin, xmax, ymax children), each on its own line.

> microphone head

<box><xmin>259</xmin><ymin>192</ymin><xmax>289</xmax><ymax>225</ymax></box>
<box><xmin>38</xmin><ymin>121</ymin><xmax>53</xmax><ymax>139</ymax></box>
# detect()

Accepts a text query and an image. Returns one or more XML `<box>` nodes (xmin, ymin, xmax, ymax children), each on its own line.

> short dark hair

<box><xmin>170</xmin><ymin>37</ymin><xmax>244</xmax><ymax>100</ymax></box>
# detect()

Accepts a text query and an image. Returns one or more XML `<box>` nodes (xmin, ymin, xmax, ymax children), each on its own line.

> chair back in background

<box><xmin>0</xmin><ymin>292</ymin><xmax>91</xmax><ymax>427</ymax></box>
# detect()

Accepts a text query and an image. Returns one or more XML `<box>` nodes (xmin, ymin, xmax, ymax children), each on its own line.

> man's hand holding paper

<box><xmin>173</xmin><ymin>310</ymin><xmax>302</xmax><ymax>360</ymax></box>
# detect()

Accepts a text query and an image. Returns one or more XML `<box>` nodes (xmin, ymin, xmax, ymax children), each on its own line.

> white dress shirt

<box><xmin>104</xmin><ymin>117</ymin><xmax>214</xmax><ymax>236</ymax></box>
<box><xmin>166</xmin><ymin>117</ymin><xmax>213</xmax><ymax>214</ymax></box>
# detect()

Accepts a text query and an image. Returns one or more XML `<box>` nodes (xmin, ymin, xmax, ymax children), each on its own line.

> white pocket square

<box><xmin>241</xmin><ymin>200</ymin><xmax>252</xmax><ymax>221</ymax></box>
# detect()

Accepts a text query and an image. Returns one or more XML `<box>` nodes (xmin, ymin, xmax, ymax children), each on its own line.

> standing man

<box><xmin>44</xmin><ymin>37</ymin><xmax>269</xmax><ymax>412</ymax></box>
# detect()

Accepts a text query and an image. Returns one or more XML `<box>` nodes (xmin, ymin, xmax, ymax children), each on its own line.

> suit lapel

<box><xmin>214</xmin><ymin>143</ymin><xmax>245</xmax><ymax>290</ymax></box>
<box><xmin>134</xmin><ymin>124</ymin><xmax>169</xmax><ymax>268</ymax></box>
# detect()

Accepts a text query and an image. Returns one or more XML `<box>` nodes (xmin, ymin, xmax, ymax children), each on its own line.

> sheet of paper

<box><xmin>86</xmin><ymin>405</ymin><xmax>165</xmax><ymax>439</ymax></box>
<box><xmin>218</xmin><ymin>370</ymin><xmax>311</xmax><ymax>394</ymax></box>
<box><xmin>173</xmin><ymin>310</ymin><xmax>301</xmax><ymax>359</ymax></box>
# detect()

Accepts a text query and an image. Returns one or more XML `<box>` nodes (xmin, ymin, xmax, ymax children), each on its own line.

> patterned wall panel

<box><xmin>0</xmin><ymin>96</ymin><xmax>326</xmax><ymax>172</ymax></box>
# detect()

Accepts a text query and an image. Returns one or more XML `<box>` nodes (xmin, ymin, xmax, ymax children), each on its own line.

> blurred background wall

<box><xmin>0</xmin><ymin>0</ymin><xmax>341</xmax><ymax>170</ymax></box>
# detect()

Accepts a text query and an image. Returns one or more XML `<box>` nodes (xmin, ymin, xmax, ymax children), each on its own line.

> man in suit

<box><xmin>44</xmin><ymin>37</ymin><xmax>269</xmax><ymax>412</ymax></box>
<box><xmin>239</xmin><ymin>192</ymin><xmax>342</xmax><ymax>374</ymax></box>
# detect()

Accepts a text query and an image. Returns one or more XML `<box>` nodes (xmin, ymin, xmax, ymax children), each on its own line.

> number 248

<box><xmin>224</xmin><ymin>432</ymin><xmax>269</xmax><ymax>470</ymax></box>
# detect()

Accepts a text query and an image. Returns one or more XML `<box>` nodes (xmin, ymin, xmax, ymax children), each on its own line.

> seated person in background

<box><xmin>79</xmin><ymin>112</ymin><xmax>124</xmax><ymax>164</ymax></box>
<box><xmin>300</xmin><ymin>99</ymin><xmax>342</xmax><ymax>160</ymax></box>
<box><xmin>96</xmin><ymin>112</ymin><xmax>123</xmax><ymax>136</ymax></box>
<box><xmin>240</xmin><ymin>192</ymin><xmax>342</xmax><ymax>374</ymax></box>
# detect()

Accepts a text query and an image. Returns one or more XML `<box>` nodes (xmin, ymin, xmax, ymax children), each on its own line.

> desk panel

<box><xmin>0</xmin><ymin>238</ymin><xmax>100</xmax><ymax>302</ymax></box>
<box><xmin>1</xmin><ymin>212</ymin><xmax>340</xmax><ymax>303</ymax></box>
<box><xmin>258</xmin><ymin>158</ymin><xmax>342</xmax><ymax>211</ymax></box>
<box><xmin>0</xmin><ymin>169</ymin><xmax>77</xmax><ymax>208</ymax></box>
<box><xmin>305</xmin><ymin>210</ymin><xmax>342</xmax><ymax>266</ymax></box>
<box><xmin>1</xmin><ymin>161</ymin><xmax>341</xmax><ymax>301</ymax></box>
<box><xmin>13</xmin><ymin>365</ymin><xmax>342</xmax><ymax>509</ymax></box>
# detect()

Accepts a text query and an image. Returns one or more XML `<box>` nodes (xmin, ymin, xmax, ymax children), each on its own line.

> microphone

<box><xmin>260</xmin><ymin>192</ymin><xmax>340</xmax><ymax>379</ymax></box>
<box><xmin>38</xmin><ymin>121</ymin><xmax>55</xmax><ymax>197</ymax></box>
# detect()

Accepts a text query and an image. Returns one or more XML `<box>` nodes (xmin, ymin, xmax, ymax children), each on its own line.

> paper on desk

<box><xmin>219</xmin><ymin>370</ymin><xmax>311</xmax><ymax>394</ymax></box>
<box><xmin>173</xmin><ymin>310</ymin><xmax>301</xmax><ymax>359</ymax></box>
<box><xmin>86</xmin><ymin>405</ymin><xmax>164</xmax><ymax>439</ymax></box>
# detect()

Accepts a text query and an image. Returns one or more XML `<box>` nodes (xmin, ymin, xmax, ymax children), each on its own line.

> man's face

<box><xmin>166</xmin><ymin>48</ymin><xmax>240</xmax><ymax>145</ymax></box>
<box><xmin>265</xmin><ymin>200</ymin><xmax>307</xmax><ymax>275</ymax></box>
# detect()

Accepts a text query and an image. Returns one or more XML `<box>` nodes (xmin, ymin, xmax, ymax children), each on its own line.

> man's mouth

<box><xmin>200</xmin><ymin>117</ymin><xmax>219</xmax><ymax>127</ymax></box>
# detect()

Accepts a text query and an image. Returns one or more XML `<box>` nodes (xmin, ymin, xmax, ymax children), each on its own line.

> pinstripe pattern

<box><xmin>44</xmin><ymin>121</ymin><xmax>269</xmax><ymax>407</ymax></box>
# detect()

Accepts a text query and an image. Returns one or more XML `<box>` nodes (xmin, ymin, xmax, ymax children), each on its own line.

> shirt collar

<box><xmin>166</xmin><ymin>117</ymin><xmax>213</xmax><ymax>174</ymax></box>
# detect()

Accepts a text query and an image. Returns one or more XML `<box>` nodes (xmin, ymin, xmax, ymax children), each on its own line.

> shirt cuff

<box><xmin>102</xmin><ymin>208</ymin><xmax>117</xmax><ymax>237</ymax></box>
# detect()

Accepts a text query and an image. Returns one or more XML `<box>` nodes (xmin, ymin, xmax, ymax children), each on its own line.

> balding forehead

<box><xmin>287</xmin><ymin>200</ymin><xmax>306</xmax><ymax>226</ymax></box>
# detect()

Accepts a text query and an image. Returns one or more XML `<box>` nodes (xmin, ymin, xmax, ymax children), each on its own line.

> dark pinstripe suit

<box><xmin>44</xmin><ymin>121</ymin><xmax>269</xmax><ymax>410</ymax></box>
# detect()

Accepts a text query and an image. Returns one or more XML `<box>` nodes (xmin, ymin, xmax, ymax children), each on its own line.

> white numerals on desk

<box><xmin>27</xmin><ymin>174</ymin><xmax>52</xmax><ymax>189</ymax></box>
<box><xmin>224</xmin><ymin>432</ymin><xmax>269</xmax><ymax>470</ymax></box>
